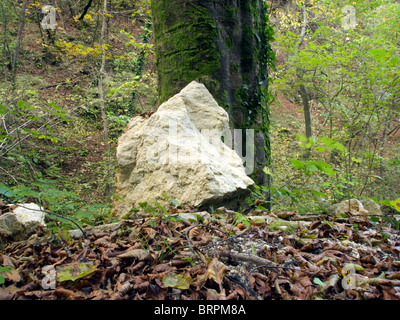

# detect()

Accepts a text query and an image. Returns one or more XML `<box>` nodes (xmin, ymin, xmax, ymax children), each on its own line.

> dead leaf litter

<box><xmin>1</xmin><ymin>204</ymin><xmax>400</xmax><ymax>300</ymax></box>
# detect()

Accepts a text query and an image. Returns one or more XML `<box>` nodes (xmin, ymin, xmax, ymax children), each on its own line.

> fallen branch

<box><xmin>218</xmin><ymin>249</ymin><xmax>280</xmax><ymax>269</ymax></box>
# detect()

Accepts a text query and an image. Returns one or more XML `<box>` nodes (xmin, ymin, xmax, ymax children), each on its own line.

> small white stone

<box><xmin>0</xmin><ymin>203</ymin><xmax>46</xmax><ymax>238</ymax></box>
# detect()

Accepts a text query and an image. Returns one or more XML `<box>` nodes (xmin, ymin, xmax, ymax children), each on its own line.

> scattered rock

<box><xmin>112</xmin><ymin>81</ymin><xmax>254</xmax><ymax>218</ymax></box>
<box><xmin>360</xmin><ymin>199</ymin><xmax>383</xmax><ymax>216</ymax></box>
<box><xmin>268</xmin><ymin>220</ymin><xmax>302</xmax><ymax>234</ymax></box>
<box><xmin>174</xmin><ymin>211</ymin><xmax>210</xmax><ymax>221</ymax></box>
<box><xmin>0</xmin><ymin>203</ymin><xmax>46</xmax><ymax>239</ymax></box>
<box><xmin>326</xmin><ymin>198</ymin><xmax>381</xmax><ymax>216</ymax></box>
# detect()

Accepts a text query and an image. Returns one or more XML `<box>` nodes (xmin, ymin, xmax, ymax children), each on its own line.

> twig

<box><xmin>225</xmin><ymin>274</ymin><xmax>261</xmax><ymax>300</ymax></box>
<box><xmin>218</xmin><ymin>250</ymin><xmax>280</xmax><ymax>269</ymax></box>
<box><xmin>184</xmin><ymin>224</ymin><xmax>313</xmax><ymax>300</ymax></box>
<box><xmin>53</xmin><ymin>233</ymin><xmax>72</xmax><ymax>257</ymax></box>
<box><xmin>185</xmin><ymin>224</ymin><xmax>228</xmax><ymax>263</ymax></box>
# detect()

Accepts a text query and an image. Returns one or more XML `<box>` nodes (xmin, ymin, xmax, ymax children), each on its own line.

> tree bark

<box><xmin>98</xmin><ymin>0</ymin><xmax>112</xmax><ymax>196</ymax></box>
<box><xmin>78</xmin><ymin>0</ymin><xmax>94</xmax><ymax>20</ymax></box>
<box><xmin>99</xmin><ymin>0</ymin><xmax>109</xmax><ymax>145</ymax></box>
<box><xmin>296</xmin><ymin>4</ymin><xmax>312</xmax><ymax>160</ymax></box>
<box><xmin>1</xmin><ymin>1</ymin><xmax>10</xmax><ymax>82</ymax></box>
<box><xmin>299</xmin><ymin>82</ymin><xmax>312</xmax><ymax>159</ymax></box>
<box><xmin>11</xmin><ymin>0</ymin><xmax>28</xmax><ymax>89</ymax></box>
<box><xmin>151</xmin><ymin>0</ymin><xmax>271</xmax><ymax>191</ymax></box>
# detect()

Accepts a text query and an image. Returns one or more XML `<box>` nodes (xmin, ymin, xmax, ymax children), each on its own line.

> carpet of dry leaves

<box><xmin>1</xmin><ymin>204</ymin><xmax>400</xmax><ymax>300</ymax></box>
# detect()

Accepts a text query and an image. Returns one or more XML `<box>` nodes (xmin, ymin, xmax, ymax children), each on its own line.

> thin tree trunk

<box><xmin>379</xmin><ymin>108</ymin><xmax>392</xmax><ymax>178</ymax></box>
<box><xmin>98</xmin><ymin>0</ymin><xmax>112</xmax><ymax>196</ymax></box>
<box><xmin>1</xmin><ymin>1</ymin><xmax>9</xmax><ymax>82</ymax></box>
<box><xmin>99</xmin><ymin>0</ymin><xmax>109</xmax><ymax>143</ymax></box>
<box><xmin>297</xmin><ymin>5</ymin><xmax>307</xmax><ymax>48</ymax></box>
<box><xmin>55</xmin><ymin>0</ymin><xmax>67</xmax><ymax>34</ymax></box>
<box><xmin>10</xmin><ymin>0</ymin><xmax>34</xmax><ymax>181</ymax></box>
<box><xmin>299</xmin><ymin>82</ymin><xmax>312</xmax><ymax>159</ymax></box>
<box><xmin>78</xmin><ymin>0</ymin><xmax>94</xmax><ymax>20</ymax></box>
<box><xmin>11</xmin><ymin>0</ymin><xmax>28</xmax><ymax>90</ymax></box>
<box><xmin>66</xmin><ymin>0</ymin><xmax>75</xmax><ymax>18</ymax></box>
<box><xmin>36</xmin><ymin>9</ymin><xmax>46</xmax><ymax>44</ymax></box>
<box><xmin>91</xmin><ymin>11</ymin><xmax>100</xmax><ymax>46</ymax></box>
<box><xmin>296</xmin><ymin>5</ymin><xmax>312</xmax><ymax>160</ymax></box>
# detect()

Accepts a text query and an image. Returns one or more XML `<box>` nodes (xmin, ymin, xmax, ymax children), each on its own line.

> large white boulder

<box><xmin>112</xmin><ymin>81</ymin><xmax>254</xmax><ymax>218</ymax></box>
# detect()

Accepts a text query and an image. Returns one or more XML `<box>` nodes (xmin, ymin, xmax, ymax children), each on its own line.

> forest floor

<box><xmin>1</xmin><ymin>201</ymin><xmax>400</xmax><ymax>300</ymax></box>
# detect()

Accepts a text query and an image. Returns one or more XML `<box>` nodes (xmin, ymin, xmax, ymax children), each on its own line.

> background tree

<box><xmin>11</xmin><ymin>0</ymin><xmax>28</xmax><ymax>90</ymax></box>
<box><xmin>0</xmin><ymin>0</ymin><xmax>157</xmax><ymax>225</ymax></box>
<box><xmin>151</xmin><ymin>0</ymin><xmax>274</xmax><ymax>193</ymax></box>
<box><xmin>268</xmin><ymin>0</ymin><xmax>400</xmax><ymax>210</ymax></box>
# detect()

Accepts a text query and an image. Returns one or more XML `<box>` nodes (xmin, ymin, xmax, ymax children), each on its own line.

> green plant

<box><xmin>372</xmin><ymin>198</ymin><xmax>400</xmax><ymax>231</ymax></box>
<box><xmin>0</xmin><ymin>266</ymin><xmax>13</xmax><ymax>285</ymax></box>
<box><xmin>156</xmin><ymin>238</ymin><xmax>179</xmax><ymax>264</ymax></box>
<box><xmin>232</xmin><ymin>212</ymin><xmax>250</xmax><ymax>229</ymax></box>
<box><xmin>161</xmin><ymin>193</ymin><xmax>180</xmax><ymax>207</ymax></box>
<box><xmin>181</xmin><ymin>256</ymin><xmax>196</xmax><ymax>267</ymax></box>
<box><xmin>0</xmin><ymin>178</ymin><xmax>114</xmax><ymax>231</ymax></box>
<box><xmin>270</xmin><ymin>0</ymin><xmax>400</xmax><ymax>208</ymax></box>
<box><xmin>390</xmin><ymin>199</ymin><xmax>400</xmax><ymax>213</ymax></box>
<box><xmin>79</xmin><ymin>148</ymin><xmax>89</xmax><ymax>156</ymax></box>
<box><xmin>137</xmin><ymin>201</ymin><xmax>157</xmax><ymax>215</ymax></box>
<box><xmin>73</xmin><ymin>203</ymin><xmax>115</xmax><ymax>226</ymax></box>
<box><xmin>0</xmin><ymin>99</ymin><xmax>71</xmax><ymax>186</ymax></box>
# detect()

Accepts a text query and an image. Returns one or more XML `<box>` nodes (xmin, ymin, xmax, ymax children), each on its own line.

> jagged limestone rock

<box><xmin>112</xmin><ymin>81</ymin><xmax>254</xmax><ymax>218</ymax></box>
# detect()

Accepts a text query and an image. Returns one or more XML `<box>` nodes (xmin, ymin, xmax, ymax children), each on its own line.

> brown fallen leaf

<box><xmin>188</xmin><ymin>226</ymin><xmax>202</xmax><ymax>238</ymax></box>
<box><xmin>127</xmin><ymin>260</ymin><xmax>147</xmax><ymax>273</ymax></box>
<box><xmin>54</xmin><ymin>288</ymin><xmax>84</xmax><ymax>300</ymax></box>
<box><xmin>152</xmin><ymin>263</ymin><xmax>173</xmax><ymax>273</ymax></box>
<box><xmin>323</xmin><ymin>242</ymin><xmax>352</xmax><ymax>252</ymax></box>
<box><xmin>382</xmin><ymin>287</ymin><xmax>399</xmax><ymax>300</ymax></box>
<box><xmin>117</xmin><ymin>249</ymin><xmax>151</xmax><ymax>261</ymax></box>
<box><xmin>116</xmin><ymin>282</ymin><xmax>134</xmax><ymax>297</ymax></box>
<box><xmin>358</xmin><ymin>278</ymin><xmax>400</xmax><ymax>287</ymax></box>
<box><xmin>1</xmin><ymin>268</ymin><xmax>21</xmax><ymax>283</ymax></box>
<box><xmin>291</xmin><ymin>276</ymin><xmax>315</xmax><ymax>299</ymax></box>
<box><xmin>143</xmin><ymin>227</ymin><xmax>157</xmax><ymax>239</ymax></box>
<box><xmin>206</xmin><ymin>258</ymin><xmax>230</xmax><ymax>288</ymax></box>
<box><xmin>0</xmin><ymin>285</ymin><xmax>18</xmax><ymax>300</ymax></box>
<box><xmin>206</xmin><ymin>288</ymin><xmax>221</xmax><ymax>300</ymax></box>
<box><xmin>145</xmin><ymin>283</ymin><xmax>167</xmax><ymax>300</ymax></box>
<box><xmin>320</xmin><ymin>274</ymin><xmax>340</xmax><ymax>293</ymax></box>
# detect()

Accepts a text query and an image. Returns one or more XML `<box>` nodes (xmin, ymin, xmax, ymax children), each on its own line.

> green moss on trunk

<box><xmin>151</xmin><ymin>0</ymin><xmax>273</xmax><ymax>194</ymax></box>
<box><xmin>151</xmin><ymin>0</ymin><xmax>221</xmax><ymax>103</ymax></box>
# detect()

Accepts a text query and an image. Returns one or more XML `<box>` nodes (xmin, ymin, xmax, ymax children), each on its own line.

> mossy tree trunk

<box><xmin>151</xmin><ymin>0</ymin><xmax>271</xmax><ymax>191</ymax></box>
